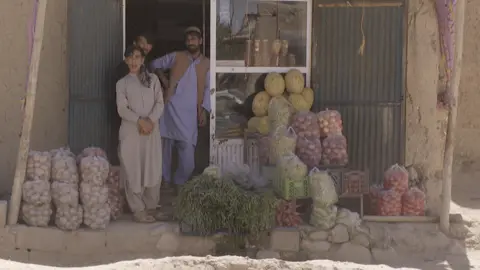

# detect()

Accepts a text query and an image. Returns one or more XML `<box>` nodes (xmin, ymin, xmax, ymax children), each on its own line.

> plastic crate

<box><xmin>273</xmin><ymin>175</ymin><xmax>310</xmax><ymax>200</ymax></box>
<box><xmin>342</xmin><ymin>170</ymin><xmax>370</xmax><ymax>195</ymax></box>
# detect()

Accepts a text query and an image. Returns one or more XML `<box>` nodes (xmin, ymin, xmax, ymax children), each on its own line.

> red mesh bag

<box><xmin>383</xmin><ymin>164</ymin><xmax>409</xmax><ymax>194</ymax></box>
<box><xmin>106</xmin><ymin>166</ymin><xmax>125</xmax><ymax>220</ymax></box>
<box><xmin>317</xmin><ymin>109</ymin><xmax>343</xmax><ymax>137</ymax></box>
<box><xmin>296</xmin><ymin>136</ymin><xmax>322</xmax><ymax>168</ymax></box>
<box><xmin>291</xmin><ymin>111</ymin><xmax>320</xmax><ymax>139</ymax></box>
<box><xmin>377</xmin><ymin>189</ymin><xmax>402</xmax><ymax>216</ymax></box>
<box><xmin>321</xmin><ymin>134</ymin><xmax>348</xmax><ymax>166</ymax></box>
<box><xmin>402</xmin><ymin>188</ymin><xmax>425</xmax><ymax>216</ymax></box>
<box><xmin>369</xmin><ymin>185</ymin><xmax>382</xmax><ymax>214</ymax></box>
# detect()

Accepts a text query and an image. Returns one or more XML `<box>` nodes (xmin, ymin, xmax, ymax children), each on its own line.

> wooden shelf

<box><xmin>215</xmin><ymin>66</ymin><xmax>308</xmax><ymax>74</ymax></box>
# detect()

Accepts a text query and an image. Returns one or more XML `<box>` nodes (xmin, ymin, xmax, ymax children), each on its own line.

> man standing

<box><xmin>116</xmin><ymin>33</ymin><xmax>154</xmax><ymax>82</ymax></box>
<box><xmin>150</xmin><ymin>26</ymin><xmax>210</xmax><ymax>193</ymax></box>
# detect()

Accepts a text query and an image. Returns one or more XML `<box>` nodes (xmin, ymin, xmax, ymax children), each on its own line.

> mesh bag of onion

<box><xmin>317</xmin><ymin>109</ymin><xmax>343</xmax><ymax>137</ymax></box>
<box><xmin>107</xmin><ymin>166</ymin><xmax>125</xmax><ymax>220</ymax></box>
<box><xmin>321</xmin><ymin>134</ymin><xmax>348</xmax><ymax>166</ymax></box>
<box><xmin>291</xmin><ymin>111</ymin><xmax>320</xmax><ymax>139</ymax></box>
<box><xmin>383</xmin><ymin>164</ymin><xmax>409</xmax><ymax>194</ymax></box>
<box><xmin>296</xmin><ymin>136</ymin><xmax>322</xmax><ymax>168</ymax></box>
<box><xmin>76</xmin><ymin>147</ymin><xmax>108</xmax><ymax>164</ymax></box>
<box><xmin>377</xmin><ymin>189</ymin><xmax>402</xmax><ymax>216</ymax></box>
<box><xmin>401</xmin><ymin>187</ymin><xmax>426</xmax><ymax>216</ymax></box>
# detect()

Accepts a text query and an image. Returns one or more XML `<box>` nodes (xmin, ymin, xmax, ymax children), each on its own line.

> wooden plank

<box><xmin>7</xmin><ymin>0</ymin><xmax>48</xmax><ymax>225</ymax></box>
<box><xmin>364</xmin><ymin>214</ymin><xmax>463</xmax><ymax>223</ymax></box>
<box><xmin>318</xmin><ymin>0</ymin><xmax>403</xmax><ymax>7</ymax></box>
<box><xmin>440</xmin><ymin>0</ymin><xmax>466</xmax><ymax>234</ymax></box>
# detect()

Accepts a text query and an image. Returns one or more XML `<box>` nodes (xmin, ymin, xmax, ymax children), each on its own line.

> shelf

<box><xmin>215</xmin><ymin>66</ymin><xmax>308</xmax><ymax>74</ymax></box>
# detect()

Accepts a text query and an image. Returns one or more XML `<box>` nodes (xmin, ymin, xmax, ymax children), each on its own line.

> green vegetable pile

<box><xmin>174</xmin><ymin>173</ymin><xmax>277</xmax><ymax>237</ymax></box>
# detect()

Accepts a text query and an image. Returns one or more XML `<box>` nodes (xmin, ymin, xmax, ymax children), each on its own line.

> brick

<box><xmin>15</xmin><ymin>225</ymin><xmax>65</xmax><ymax>252</ymax></box>
<box><xmin>63</xmin><ymin>229</ymin><xmax>106</xmax><ymax>255</ymax></box>
<box><xmin>0</xmin><ymin>227</ymin><xmax>16</xmax><ymax>250</ymax></box>
<box><xmin>0</xmin><ymin>201</ymin><xmax>7</xmax><ymax>228</ymax></box>
<box><xmin>270</xmin><ymin>228</ymin><xmax>300</xmax><ymax>252</ymax></box>
<box><xmin>106</xmin><ymin>220</ymin><xmax>157</xmax><ymax>253</ymax></box>
<box><xmin>56</xmin><ymin>253</ymin><xmax>105</xmax><ymax>267</ymax></box>
<box><xmin>29</xmin><ymin>251</ymin><xmax>59</xmax><ymax>266</ymax></box>
<box><xmin>0</xmin><ymin>248</ymin><xmax>29</xmax><ymax>263</ymax></box>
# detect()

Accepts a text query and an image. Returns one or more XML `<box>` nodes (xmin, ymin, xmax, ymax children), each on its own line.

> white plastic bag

<box><xmin>310</xmin><ymin>205</ymin><xmax>337</xmax><ymax>230</ymax></box>
<box><xmin>309</xmin><ymin>168</ymin><xmax>338</xmax><ymax>207</ymax></box>
<box><xmin>270</xmin><ymin>126</ymin><xmax>297</xmax><ymax>165</ymax></box>
<box><xmin>277</xmin><ymin>152</ymin><xmax>308</xmax><ymax>183</ymax></box>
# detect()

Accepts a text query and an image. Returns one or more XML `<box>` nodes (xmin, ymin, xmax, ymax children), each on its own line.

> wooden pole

<box><xmin>7</xmin><ymin>0</ymin><xmax>48</xmax><ymax>225</ymax></box>
<box><xmin>440</xmin><ymin>0</ymin><xmax>466</xmax><ymax>234</ymax></box>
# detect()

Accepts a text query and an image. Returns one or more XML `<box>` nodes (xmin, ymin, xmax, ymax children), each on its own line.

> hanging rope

<box><xmin>357</xmin><ymin>0</ymin><xmax>366</xmax><ymax>56</ymax></box>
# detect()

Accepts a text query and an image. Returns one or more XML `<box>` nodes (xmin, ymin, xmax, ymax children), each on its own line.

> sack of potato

<box><xmin>79</xmin><ymin>156</ymin><xmax>110</xmax><ymax>186</ymax></box>
<box><xmin>51</xmin><ymin>150</ymin><xmax>79</xmax><ymax>184</ymax></box>
<box><xmin>76</xmin><ymin>147</ymin><xmax>108</xmax><ymax>164</ymax></box>
<box><xmin>22</xmin><ymin>179</ymin><xmax>51</xmax><ymax>205</ymax></box>
<box><xmin>107</xmin><ymin>166</ymin><xmax>124</xmax><ymax>220</ymax></box>
<box><xmin>26</xmin><ymin>151</ymin><xmax>51</xmax><ymax>182</ymax></box>
<box><xmin>321</xmin><ymin>134</ymin><xmax>348</xmax><ymax>166</ymax></box>
<box><xmin>317</xmin><ymin>109</ymin><xmax>343</xmax><ymax>137</ymax></box>
<box><xmin>83</xmin><ymin>204</ymin><xmax>111</xmax><ymax>230</ymax></box>
<box><xmin>21</xmin><ymin>203</ymin><xmax>52</xmax><ymax>227</ymax></box>
<box><xmin>51</xmin><ymin>181</ymin><xmax>79</xmax><ymax>207</ymax></box>
<box><xmin>80</xmin><ymin>182</ymin><xmax>108</xmax><ymax>208</ymax></box>
<box><xmin>55</xmin><ymin>205</ymin><xmax>83</xmax><ymax>231</ymax></box>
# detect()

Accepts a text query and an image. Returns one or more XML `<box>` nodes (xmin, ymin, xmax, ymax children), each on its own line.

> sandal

<box><xmin>148</xmin><ymin>209</ymin><xmax>172</xmax><ymax>221</ymax></box>
<box><xmin>133</xmin><ymin>211</ymin><xmax>155</xmax><ymax>223</ymax></box>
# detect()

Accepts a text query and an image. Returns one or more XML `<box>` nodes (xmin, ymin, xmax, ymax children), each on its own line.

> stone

<box><xmin>301</xmin><ymin>240</ymin><xmax>331</xmax><ymax>253</ymax></box>
<box><xmin>309</xmin><ymin>230</ymin><xmax>328</xmax><ymax>241</ymax></box>
<box><xmin>371</xmin><ymin>247</ymin><xmax>399</xmax><ymax>265</ymax></box>
<box><xmin>448</xmin><ymin>240</ymin><xmax>465</xmax><ymax>255</ymax></box>
<box><xmin>256</xmin><ymin>250</ymin><xmax>280</xmax><ymax>259</ymax></box>
<box><xmin>0</xmin><ymin>201</ymin><xmax>7</xmax><ymax>228</ymax></box>
<box><xmin>0</xmin><ymin>227</ymin><xmax>16</xmax><ymax>249</ymax></box>
<box><xmin>63</xmin><ymin>230</ymin><xmax>106</xmax><ymax>255</ymax></box>
<box><xmin>329</xmin><ymin>224</ymin><xmax>349</xmax><ymax>243</ymax></box>
<box><xmin>15</xmin><ymin>225</ymin><xmax>65</xmax><ymax>252</ymax></box>
<box><xmin>178</xmin><ymin>236</ymin><xmax>216</xmax><ymax>256</ymax></box>
<box><xmin>149</xmin><ymin>222</ymin><xmax>180</xmax><ymax>236</ymax></box>
<box><xmin>336</xmin><ymin>208</ymin><xmax>361</xmax><ymax>232</ymax></box>
<box><xmin>156</xmin><ymin>232</ymin><xmax>179</xmax><ymax>253</ymax></box>
<box><xmin>270</xmin><ymin>228</ymin><xmax>300</xmax><ymax>252</ymax></box>
<box><xmin>330</xmin><ymin>242</ymin><xmax>372</xmax><ymax>265</ymax></box>
<box><xmin>351</xmin><ymin>233</ymin><xmax>370</xmax><ymax>248</ymax></box>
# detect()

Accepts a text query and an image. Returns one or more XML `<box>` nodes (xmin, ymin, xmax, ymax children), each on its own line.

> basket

<box><xmin>273</xmin><ymin>175</ymin><xmax>310</xmax><ymax>200</ymax></box>
<box><xmin>342</xmin><ymin>170</ymin><xmax>369</xmax><ymax>195</ymax></box>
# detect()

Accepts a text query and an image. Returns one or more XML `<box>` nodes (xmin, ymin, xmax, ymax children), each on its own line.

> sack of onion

<box><xmin>76</xmin><ymin>147</ymin><xmax>108</xmax><ymax>164</ymax></box>
<box><xmin>50</xmin><ymin>147</ymin><xmax>75</xmax><ymax>158</ymax></box>
<box><xmin>310</xmin><ymin>205</ymin><xmax>337</xmax><ymax>230</ymax></box>
<box><xmin>267</xmin><ymin>96</ymin><xmax>294</xmax><ymax>133</ymax></box>
<box><xmin>270</xmin><ymin>126</ymin><xmax>297</xmax><ymax>165</ymax></box>
<box><xmin>26</xmin><ymin>151</ymin><xmax>51</xmax><ymax>182</ymax></box>
<box><xmin>80</xmin><ymin>182</ymin><xmax>108</xmax><ymax>208</ymax></box>
<box><xmin>291</xmin><ymin>111</ymin><xmax>320</xmax><ymax>139</ymax></box>
<box><xmin>83</xmin><ymin>204</ymin><xmax>110</xmax><ymax>230</ymax></box>
<box><xmin>377</xmin><ymin>189</ymin><xmax>402</xmax><ymax>216</ymax></box>
<box><xmin>321</xmin><ymin>134</ymin><xmax>348</xmax><ymax>166</ymax></box>
<box><xmin>309</xmin><ymin>168</ymin><xmax>338</xmax><ymax>207</ymax></box>
<box><xmin>21</xmin><ymin>203</ymin><xmax>52</xmax><ymax>227</ymax></box>
<box><xmin>107</xmin><ymin>166</ymin><xmax>124</xmax><ymax>220</ymax></box>
<box><xmin>296</xmin><ymin>136</ymin><xmax>322</xmax><ymax>168</ymax></box>
<box><xmin>317</xmin><ymin>109</ymin><xmax>343</xmax><ymax>137</ymax></box>
<box><xmin>79</xmin><ymin>156</ymin><xmax>110</xmax><ymax>186</ymax></box>
<box><xmin>51</xmin><ymin>181</ymin><xmax>79</xmax><ymax>207</ymax></box>
<box><xmin>401</xmin><ymin>187</ymin><xmax>425</xmax><ymax>216</ymax></box>
<box><xmin>383</xmin><ymin>164</ymin><xmax>409</xmax><ymax>194</ymax></box>
<box><xmin>55</xmin><ymin>205</ymin><xmax>83</xmax><ymax>231</ymax></box>
<box><xmin>51</xmin><ymin>151</ymin><xmax>79</xmax><ymax>184</ymax></box>
<box><xmin>22</xmin><ymin>179</ymin><xmax>51</xmax><ymax>205</ymax></box>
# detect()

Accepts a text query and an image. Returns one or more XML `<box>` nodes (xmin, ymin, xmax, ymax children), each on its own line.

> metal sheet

<box><xmin>312</xmin><ymin>2</ymin><xmax>406</xmax><ymax>184</ymax></box>
<box><xmin>68</xmin><ymin>0</ymin><xmax>123</xmax><ymax>161</ymax></box>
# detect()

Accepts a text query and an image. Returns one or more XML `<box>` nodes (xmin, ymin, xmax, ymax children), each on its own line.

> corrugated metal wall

<box><xmin>68</xmin><ymin>0</ymin><xmax>123</xmax><ymax>163</ymax></box>
<box><xmin>312</xmin><ymin>1</ymin><xmax>406</xmax><ymax>184</ymax></box>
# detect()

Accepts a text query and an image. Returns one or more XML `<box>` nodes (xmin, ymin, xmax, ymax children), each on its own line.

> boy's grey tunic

<box><xmin>116</xmin><ymin>73</ymin><xmax>164</xmax><ymax>212</ymax></box>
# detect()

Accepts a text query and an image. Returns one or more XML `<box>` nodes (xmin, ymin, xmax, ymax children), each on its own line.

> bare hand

<box><xmin>138</xmin><ymin>118</ymin><xmax>153</xmax><ymax>135</ymax></box>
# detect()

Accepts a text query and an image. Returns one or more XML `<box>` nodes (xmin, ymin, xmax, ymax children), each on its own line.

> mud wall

<box><xmin>0</xmin><ymin>0</ymin><xmax>68</xmax><ymax>193</ymax></box>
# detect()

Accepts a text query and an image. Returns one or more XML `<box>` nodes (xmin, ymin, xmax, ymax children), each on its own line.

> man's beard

<box><xmin>187</xmin><ymin>45</ymin><xmax>200</xmax><ymax>53</ymax></box>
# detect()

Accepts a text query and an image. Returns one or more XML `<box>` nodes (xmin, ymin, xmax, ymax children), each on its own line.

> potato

<box><xmin>80</xmin><ymin>182</ymin><xmax>108</xmax><ymax>208</ymax></box>
<box><xmin>79</xmin><ymin>156</ymin><xmax>110</xmax><ymax>186</ymax></box>
<box><xmin>55</xmin><ymin>205</ymin><xmax>83</xmax><ymax>231</ymax></box>
<box><xmin>83</xmin><ymin>204</ymin><xmax>111</xmax><ymax>230</ymax></box>
<box><xmin>51</xmin><ymin>181</ymin><xmax>79</xmax><ymax>207</ymax></box>
<box><xmin>51</xmin><ymin>152</ymin><xmax>79</xmax><ymax>184</ymax></box>
<box><xmin>21</xmin><ymin>203</ymin><xmax>52</xmax><ymax>227</ymax></box>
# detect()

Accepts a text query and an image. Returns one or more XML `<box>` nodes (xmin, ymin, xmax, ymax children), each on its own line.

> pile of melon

<box><xmin>247</xmin><ymin>69</ymin><xmax>314</xmax><ymax>135</ymax></box>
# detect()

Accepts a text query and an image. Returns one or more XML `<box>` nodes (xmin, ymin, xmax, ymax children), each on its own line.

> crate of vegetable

<box><xmin>273</xmin><ymin>153</ymin><xmax>310</xmax><ymax>200</ymax></box>
<box><xmin>342</xmin><ymin>170</ymin><xmax>369</xmax><ymax>195</ymax></box>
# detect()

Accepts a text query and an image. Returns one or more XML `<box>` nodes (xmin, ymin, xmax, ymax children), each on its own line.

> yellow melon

<box><xmin>285</xmin><ymin>69</ymin><xmax>305</xmax><ymax>94</ymax></box>
<box><xmin>264</xmin><ymin>72</ymin><xmax>285</xmax><ymax>97</ymax></box>
<box><xmin>252</xmin><ymin>91</ymin><xmax>271</xmax><ymax>117</ymax></box>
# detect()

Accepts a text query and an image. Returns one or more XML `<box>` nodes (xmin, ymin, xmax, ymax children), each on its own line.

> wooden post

<box><xmin>440</xmin><ymin>0</ymin><xmax>466</xmax><ymax>234</ymax></box>
<box><xmin>7</xmin><ymin>0</ymin><xmax>48</xmax><ymax>225</ymax></box>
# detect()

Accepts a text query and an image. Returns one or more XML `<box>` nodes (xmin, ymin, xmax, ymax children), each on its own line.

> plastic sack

<box><xmin>51</xmin><ymin>181</ymin><xmax>79</xmax><ymax>207</ymax></box>
<box><xmin>79</xmin><ymin>156</ymin><xmax>110</xmax><ymax>186</ymax></box>
<box><xmin>291</xmin><ymin>111</ymin><xmax>320</xmax><ymax>138</ymax></box>
<box><xmin>270</xmin><ymin>126</ymin><xmax>297</xmax><ymax>165</ymax></box>
<box><xmin>268</xmin><ymin>96</ymin><xmax>294</xmax><ymax>133</ymax></box>
<box><xmin>203</xmin><ymin>165</ymin><xmax>220</xmax><ymax>177</ymax></box>
<box><xmin>21</xmin><ymin>203</ymin><xmax>52</xmax><ymax>227</ymax></box>
<box><xmin>401</xmin><ymin>188</ymin><xmax>425</xmax><ymax>216</ymax></box>
<box><xmin>309</xmin><ymin>168</ymin><xmax>338</xmax><ymax>207</ymax></box>
<box><xmin>80</xmin><ymin>182</ymin><xmax>108</xmax><ymax>208</ymax></box>
<box><xmin>223</xmin><ymin>163</ymin><xmax>268</xmax><ymax>189</ymax></box>
<box><xmin>22</xmin><ymin>179</ymin><xmax>51</xmax><ymax>205</ymax></box>
<box><xmin>76</xmin><ymin>147</ymin><xmax>108</xmax><ymax>164</ymax></box>
<box><xmin>378</xmin><ymin>189</ymin><xmax>402</xmax><ymax>216</ymax></box>
<box><xmin>310</xmin><ymin>205</ymin><xmax>337</xmax><ymax>230</ymax></box>
<box><xmin>55</xmin><ymin>205</ymin><xmax>83</xmax><ymax>231</ymax></box>
<box><xmin>322</xmin><ymin>134</ymin><xmax>348</xmax><ymax>166</ymax></box>
<box><xmin>383</xmin><ymin>164</ymin><xmax>409</xmax><ymax>194</ymax></box>
<box><xmin>336</xmin><ymin>208</ymin><xmax>361</xmax><ymax>231</ymax></box>
<box><xmin>317</xmin><ymin>109</ymin><xmax>343</xmax><ymax>137</ymax></box>
<box><xmin>277</xmin><ymin>152</ymin><xmax>308</xmax><ymax>183</ymax></box>
<box><xmin>369</xmin><ymin>185</ymin><xmax>382</xmax><ymax>215</ymax></box>
<box><xmin>83</xmin><ymin>204</ymin><xmax>111</xmax><ymax>230</ymax></box>
<box><xmin>51</xmin><ymin>151</ymin><xmax>79</xmax><ymax>184</ymax></box>
<box><xmin>296</xmin><ymin>136</ymin><xmax>322</xmax><ymax>168</ymax></box>
<box><xmin>107</xmin><ymin>166</ymin><xmax>124</xmax><ymax>220</ymax></box>
<box><xmin>26</xmin><ymin>151</ymin><xmax>51</xmax><ymax>182</ymax></box>
<box><xmin>50</xmin><ymin>147</ymin><xmax>75</xmax><ymax>158</ymax></box>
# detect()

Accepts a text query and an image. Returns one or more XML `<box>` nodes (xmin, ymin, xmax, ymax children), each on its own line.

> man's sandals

<box><xmin>133</xmin><ymin>211</ymin><xmax>155</xmax><ymax>223</ymax></box>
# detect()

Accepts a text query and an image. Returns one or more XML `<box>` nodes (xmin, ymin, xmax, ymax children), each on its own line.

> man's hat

<box><xmin>184</xmin><ymin>26</ymin><xmax>202</xmax><ymax>35</ymax></box>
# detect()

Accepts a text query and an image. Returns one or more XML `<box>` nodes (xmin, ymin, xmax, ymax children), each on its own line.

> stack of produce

<box><xmin>21</xmin><ymin>151</ymin><xmax>52</xmax><ymax>227</ymax></box>
<box><xmin>284</xmin><ymin>69</ymin><xmax>314</xmax><ymax>112</ymax></box>
<box><xmin>321</xmin><ymin>134</ymin><xmax>348</xmax><ymax>166</ymax></box>
<box><xmin>309</xmin><ymin>168</ymin><xmax>338</xmax><ymax>229</ymax></box>
<box><xmin>317</xmin><ymin>109</ymin><xmax>343</xmax><ymax>137</ymax></box>
<box><xmin>50</xmin><ymin>148</ymin><xmax>82</xmax><ymax>230</ymax></box>
<box><xmin>107</xmin><ymin>166</ymin><xmax>124</xmax><ymax>220</ymax></box>
<box><xmin>291</xmin><ymin>111</ymin><xmax>322</xmax><ymax>168</ymax></box>
<box><xmin>401</xmin><ymin>187</ymin><xmax>425</xmax><ymax>216</ymax></box>
<box><xmin>79</xmin><ymin>155</ymin><xmax>110</xmax><ymax>229</ymax></box>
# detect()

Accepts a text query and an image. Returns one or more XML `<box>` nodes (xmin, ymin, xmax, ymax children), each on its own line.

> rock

<box><xmin>366</xmin><ymin>222</ymin><xmax>392</xmax><ymax>249</ymax></box>
<box><xmin>448</xmin><ymin>240</ymin><xmax>465</xmax><ymax>255</ymax></box>
<box><xmin>301</xmin><ymin>240</ymin><xmax>331</xmax><ymax>253</ymax></box>
<box><xmin>309</xmin><ymin>230</ymin><xmax>329</xmax><ymax>241</ymax></box>
<box><xmin>156</xmin><ymin>232</ymin><xmax>179</xmax><ymax>253</ymax></box>
<box><xmin>331</xmin><ymin>242</ymin><xmax>373</xmax><ymax>264</ymax></box>
<box><xmin>256</xmin><ymin>250</ymin><xmax>280</xmax><ymax>259</ymax></box>
<box><xmin>329</xmin><ymin>224</ymin><xmax>349</xmax><ymax>243</ymax></box>
<box><xmin>371</xmin><ymin>247</ymin><xmax>399</xmax><ymax>265</ymax></box>
<box><xmin>336</xmin><ymin>208</ymin><xmax>361</xmax><ymax>232</ymax></box>
<box><xmin>351</xmin><ymin>233</ymin><xmax>370</xmax><ymax>248</ymax></box>
<box><xmin>149</xmin><ymin>223</ymin><xmax>179</xmax><ymax>236</ymax></box>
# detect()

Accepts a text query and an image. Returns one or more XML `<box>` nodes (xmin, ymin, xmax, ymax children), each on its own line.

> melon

<box><xmin>264</xmin><ymin>72</ymin><xmax>285</xmax><ymax>97</ymax></box>
<box><xmin>247</xmin><ymin>116</ymin><xmax>269</xmax><ymax>135</ymax></box>
<box><xmin>252</xmin><ymin>91</ymin><xmax>271</xmax><ymax>117</ymax></box>
<box><xmin>288</xmin><ymin>93</ymin><xmax>311</xmax><ymax>111</ymax></box>
<box><xmin>285</xmin><ymin>69</ymin><xmax>305</xmax><ymax>94</ymax></box>
<box><xmin>301</xmin><ymin>87</ymin><xmax>314</xmax><ymax>108</ymax></box>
